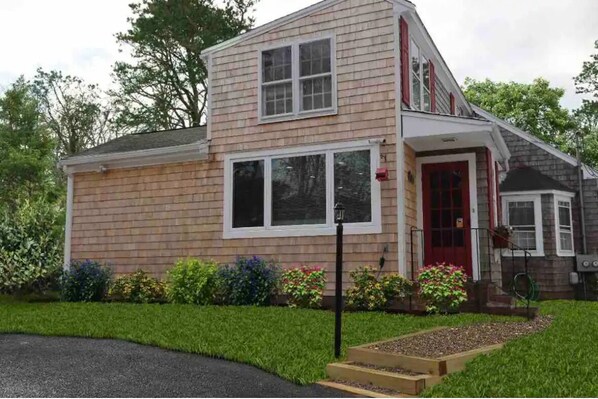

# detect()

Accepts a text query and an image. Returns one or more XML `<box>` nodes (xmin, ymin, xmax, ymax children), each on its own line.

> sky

<box><xmin>0</xmin><ymin>0</ymin><xmax>596</xmax><ymax>110</ymax></box>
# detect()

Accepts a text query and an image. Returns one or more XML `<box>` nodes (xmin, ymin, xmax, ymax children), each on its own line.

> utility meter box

<box><xmin>576</xmin><ymin>255</ymin><xmax>598</xmax><ymax>272</ymax></box>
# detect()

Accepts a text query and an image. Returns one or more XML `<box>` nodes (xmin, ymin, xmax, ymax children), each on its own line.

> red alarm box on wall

<box><xmin>375</xmin><ymin>168</ymin><xmax>389</xmax><ymax>182</ymax></box>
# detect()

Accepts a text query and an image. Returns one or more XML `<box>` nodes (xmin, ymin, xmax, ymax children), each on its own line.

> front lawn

<box><xmin>1</xmin><ymin>298</ymin><xmax>595</xmax><ymax>396</ymax></box>
<box><xmin>0</xmin><ymin>296</ymin><xmax>508</xmax><ymax>385</ymax></box>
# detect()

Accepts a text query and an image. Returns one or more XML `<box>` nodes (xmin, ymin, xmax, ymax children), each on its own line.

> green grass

<box><xmin>423</xmin><ymin>300</ymin><xmax>598</xmax><ymax>397</ymax></box>
<box><xmin>0</xmin><ymin>296</ymin><xmax>509</xmax><ymax>385</ymax></box>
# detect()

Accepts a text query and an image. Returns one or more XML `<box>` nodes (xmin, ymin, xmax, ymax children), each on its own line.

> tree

<box><xmin>32</xmin><ymin>69</ymin><xmax>113</xmax><ymax>157</ymax></box>
<box><xmin>463</xmin><ymin>77</ymin><xmax>575</xmax><ymax>150</ymax></box>
<box><xmin>573</xmin><ymin>100</ymin><xmax>598</xmax><ymax>166</ymax></box>
<box><xmin>575</xmin><ymin>40</ymin><xmax>598</xmax><ymax>99</ymax></box>
<box><xmin>0</xmin><ymin>77</ymin><xmax>57</xmax><ymax>209</ymax></box>
<box><xmin>110</xmin><ymin>0</ymin><xmax>258</xmax><ymax>133</ymax></box>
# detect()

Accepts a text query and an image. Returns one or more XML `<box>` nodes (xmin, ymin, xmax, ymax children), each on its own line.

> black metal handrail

<box><xmin>409</xmin><ymin>226</ymin><xmax>534</xmax><ymax>319</ymax></box>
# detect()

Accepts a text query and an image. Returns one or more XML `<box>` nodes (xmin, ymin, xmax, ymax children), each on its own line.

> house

<box><xmin>58</xmin><ymin>0</ymin><xmax>595</xmax><ymax>299</ymax></box>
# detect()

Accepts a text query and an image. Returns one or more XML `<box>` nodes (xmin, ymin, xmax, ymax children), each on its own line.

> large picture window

<box><xmin>259</xmin><ymin>37</ymin><xmax>336</xmax><ymax>121</ymax></box>
<box><xmin>224</xmin><ymin>142</ymin><xmax>381</xmax><ymax>238</ymax></box>
<box><xmin>502</xmin><ymin>194</ymin><xmax>544</xmax><ymax>256</ymax></box>
<box><xmin>555</xmin><ymin>197</ymin><xmax>574</xmax><ymax>256</ymax></box>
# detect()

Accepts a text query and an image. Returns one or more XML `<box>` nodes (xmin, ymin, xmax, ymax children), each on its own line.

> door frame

<box><xmin>416</xmin><ymin>153</ymin><xmax>480</xmax><ymax>281</ymax></box>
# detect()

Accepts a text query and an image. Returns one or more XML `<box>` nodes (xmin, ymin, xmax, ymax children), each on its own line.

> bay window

<box><xmin>502</xmin><ymin>194</ymin><xmax>544</xmax><ymax>256</ymax></box>
<box><xmin>259</xmin><ymin>37</ymin><xmax>336</xmax><ymax>121</ymax></box>
<box><xmin>224</xmin><ymin>141</ymin><xmax>381</xmax><ymax>238</ymax></box>
<box><xmin>555</xmin><ymin>197</ymin><xmax>574</xmax><ymax>256</ymax></box>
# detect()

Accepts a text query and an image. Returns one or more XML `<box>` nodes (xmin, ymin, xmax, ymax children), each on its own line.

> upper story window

<box><xmin>555</xmin><ymin>197</ymin><xmax>574</xmax><ymax>256</ymax></box>
<box><xmin>410</xmin><ymin>39</ymin><xmax>432</xmax><ymax>112</ymax></box>
<box><xmin>259</xmin><ymin>37</ymin><xmax>337</xmax><ymax>122</ymax></box>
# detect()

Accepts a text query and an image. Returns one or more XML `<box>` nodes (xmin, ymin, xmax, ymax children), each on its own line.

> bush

<box><xmin>0</xmin><ymin>200</ymin><xmax>63</xmax><ymax>295</ymax></box>
<box><xmin>166</xmin><ymin>258</ymin><xmax>219</xmax><ymax>305</ymax></box>
<box><xmin>281</xmin><ymin>266</ymin><xmax>326</xmax><ymax>309</ymax></box>
<box><xmin>346</xmin><ymin>266</ymin><xmax>412</xmax><ymax>311</ymax></box>
<box><xmin>218</xmin><ymin>256</ymin><xmax>280</xmax><ymax>306</ymax></box>
<box><xmin>109</xmin><ymin>270</ymin><xmax>165</xmax><ymax>303</ymax></box>
<box><xmin>60</xmin><ymin>260</ymin><xmax>111</xmax><ymax>302</ymax></box>
<box><xmin>417</xmin><ymin>263</ymin><xmax>468</xmax><ymax>314</ymax></box>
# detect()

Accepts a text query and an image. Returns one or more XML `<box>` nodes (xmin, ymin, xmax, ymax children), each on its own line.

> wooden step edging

<box><xmin>325</xmin><ymin>362</ymin><xmax>441</xmax><ymax>396</ymax></box>
<box><xmin>316</xmin><ymin>381</ymin><xmax>401</xmax><ymax>398</ymax></box>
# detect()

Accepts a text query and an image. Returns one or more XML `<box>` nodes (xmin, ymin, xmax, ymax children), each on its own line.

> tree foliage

<box><xmin>463</xmin><ymin>77</ymin><xmax>575</xmax><ymax>149</ymax></box>
<box><xmin>110</xmin><ymin>0</ymin><xmax>259</xmax><ymax>133</ymax></box>
<box><xmin>0</xmin><ymin>78</ymin><xmax>57</xmax><ymax>209</ymax></box>
<box><xmin>32</xmin><ymin>69</ymin><xmax>113</xmax><ymax>157</ymax></box>
<box><xmin>575</xmin><ymin>40</ymin><xmax>598</xmax><ymax>99</ymax></box>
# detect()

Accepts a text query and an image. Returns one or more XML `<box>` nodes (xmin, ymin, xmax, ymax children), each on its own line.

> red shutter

<box><xmin>400</xmin><ymin>17</ymin><xmax>410</xmax><ymax>106</ymax></box>
<box><xmin>486</xmin><ymin>149</ymin><xmax>496</xmax><ymax>230</ymax></box>
<box><xmin>449</xmin><ymin>93</ymin><xmax>456</xmax><ymax>115</ymax></box>
<box><xmin>429</xmin><ymin>61</ymin><xmax>436</xmax><ymax>113</ymax></box>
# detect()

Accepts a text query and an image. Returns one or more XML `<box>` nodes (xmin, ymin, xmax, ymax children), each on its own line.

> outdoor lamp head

<box><xmin>334</xmin><ymin>203</ymin><xmax>345</xmax><ymax>223</ymax></box>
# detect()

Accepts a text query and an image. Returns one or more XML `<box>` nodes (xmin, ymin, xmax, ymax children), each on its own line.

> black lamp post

<box><xmin>334</xmin><ymin>202</ymin><xmax>345</xmax><ymax>359</ymax></box>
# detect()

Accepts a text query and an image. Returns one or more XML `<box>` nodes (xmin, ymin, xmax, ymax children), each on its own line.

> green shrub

<box><xmin>60</xmin><ymin>260</ymin><xmax>111</xmax><ymax>302</ymax></box>
<box><xmin>346</xmin><ymin>266</ymin><xmax>412</xmax><ymax>311</ymax></box>
<box><xmin>217</xmin><ymin>256</ymin><xmax>280</xmax><ymax>306</ymax></box>
<box><xmin>166</xmin><ymin>258</ymin><xmax>219</xmax><ymax>305</ymax></box>
<box><xmin>0</xmin><ymin>200</ymin><xmax>63</xmax><ymax>295</ymax></box>
<box><xmin>109</xmin><ymin>270</ymin><xmax>165</xmax><ymax>303</ymax></box>
<box><xmin>281</xmin><ymin>266</ymin><xmax>326</xmax><ymax>308</ymax></box>
<box><xmin>417</xmin><ymin>263</ymin><xmax>468</xmax><ymax>314</ymax></box>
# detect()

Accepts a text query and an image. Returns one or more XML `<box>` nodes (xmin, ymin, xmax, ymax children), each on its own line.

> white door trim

<box><xmin>415</xmin><ymin>153</ymin><xmax>480</xmax><ymax>281</ymax></box>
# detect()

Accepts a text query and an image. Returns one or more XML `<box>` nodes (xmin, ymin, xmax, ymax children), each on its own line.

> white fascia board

<box><xmin>472</xmin><ymin>104</ymin><xmax>597</xmax><ymax>179</ymax></box>
<box><xmin>501</xmin><ymin>190</ymin><xmax>576</xmax><ymax>198</ymax></box>
<box><xmin>59</xmin><ymin>141</ymin><xmax>210</xmax><ymax>174</ymax></box>
<box><xmin>200</xmin><ymin>0</ymin><xmax>415</xmax><ymax>58</ymax></box>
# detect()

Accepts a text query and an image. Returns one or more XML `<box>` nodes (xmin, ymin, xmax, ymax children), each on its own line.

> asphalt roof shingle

<box><xmin>70</xmin><ymin>126</ymin><xmax>207</xmax><ymax>158</ymax></box>
<box><xmin>500</xmin><ymin>167</ymin><xmax>575</xmax><ymax>193</ymax></box>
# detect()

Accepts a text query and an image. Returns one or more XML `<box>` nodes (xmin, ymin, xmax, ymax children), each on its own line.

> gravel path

<box><xmin>370</xmin><ymin>316</ymin><xmax>553</xmax><ymax>358</ymax></box>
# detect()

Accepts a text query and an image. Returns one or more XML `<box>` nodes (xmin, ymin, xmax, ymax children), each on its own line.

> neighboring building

<box><xmin>474</xmin><ymin>106</ymin><xmax>598</xmax><ymax>299</ymax></box>
<box><xmin>59</xmin><ymin>0</ymin><xmax>592</xmax><ymax>299</ymax></box>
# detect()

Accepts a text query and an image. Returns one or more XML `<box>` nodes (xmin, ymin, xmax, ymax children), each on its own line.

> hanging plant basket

<box><xmin>493</xmin><ymin>225</ymin><xmax>513</xmax><ymax>249</ymax></box>
<box><xmin>493</xmin><ymin>235</ymin><xmax>511</xmax><ymax>249</ymax></box>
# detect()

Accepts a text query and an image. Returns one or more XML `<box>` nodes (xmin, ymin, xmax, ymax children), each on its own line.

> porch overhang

<box><xmin>403</xmin><ymin>111</ymin><xmax>511</xmax><ymax>166</ymax></box>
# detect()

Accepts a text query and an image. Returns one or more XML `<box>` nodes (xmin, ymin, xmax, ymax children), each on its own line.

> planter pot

<box><xmin>493</xmin><ymin>235</ymin><xmax>511</xmax><ymax>249</ymax></box>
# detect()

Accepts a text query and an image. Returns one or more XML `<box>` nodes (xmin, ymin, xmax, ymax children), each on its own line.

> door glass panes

<box><xmin>334</xmin><ymin>150</ymin><xmax>372</xmax><ymax>223</ymax></box>
<box><xmin>508</xmin><ymin>201</ymin><xmax>536</xmax><ymax>250</ymax></box>
<box><xmin>271</xmin><ymin>154</ymin><xmax>326</xmax><ymax>226</ymax></box>
<box><xmin>233</xmin><ymin>161</ymin><xmax>264</xmax><ymax>228</ymax></box>
<box><xmin>429</xmin><ymin>169</ymin><xmax>466</xmax><ymax>248</ymax></box>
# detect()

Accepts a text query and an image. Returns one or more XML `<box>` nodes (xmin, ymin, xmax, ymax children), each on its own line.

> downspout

<box><xmin>576</xmin><ymin>132</ymin><xmax>588</xmax><ymax>254</ymax></box>
<box><xmin>64</xmin><ymin>172</ymin><xmax>74</xmax><ymax>269</ymax></box>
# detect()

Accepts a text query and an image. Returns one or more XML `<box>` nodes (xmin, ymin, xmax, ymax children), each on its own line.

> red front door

<box><xmin>422</xmin><ymin>162</ymin><xmax>472</xmax><ymax>276</ymax></box>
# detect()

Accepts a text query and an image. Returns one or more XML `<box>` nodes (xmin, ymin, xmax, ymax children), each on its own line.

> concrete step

<box><xmin>326</xmin><ymin>362</ymin><xmax>441</xmax><ymax>395</ymax></box>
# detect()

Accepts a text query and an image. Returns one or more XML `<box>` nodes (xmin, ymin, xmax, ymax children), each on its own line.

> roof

<box><xmin>500</xmin><ymin>167</ymin><xmax>575</xmax><ymax>193</ymax></box>
<box><xmin>472</xmin><ymin>104</ymin><xmax>598</xmax><ymax>179</ymax></box>
<box><xmin>71</xmin><ymin>126</ymin><xmax>207</xmax><ymax>158</ymax></box>
<box><xmin>200</xmin><ymin>0</ymin><xmax>415</xmax><ymax>57</ymax></box>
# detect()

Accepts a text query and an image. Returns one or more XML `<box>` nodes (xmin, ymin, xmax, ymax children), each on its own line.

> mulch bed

<box><xmin>370</xmin><ymin>316</ymin><xmax>553</xmax><ymax>359</ymax></box>
<box><xmin>351</xmin><ymin>362</ymin><xmax>422</xmax><ymax>376</ymax></box>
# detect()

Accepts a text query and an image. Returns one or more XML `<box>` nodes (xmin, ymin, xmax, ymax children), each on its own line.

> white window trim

<box><xmin>501</xmin><ymin>194</ymin><xmax>544</xmax><ymax>257</ymax></box>
<box><xmin>223</xmin><ymin>140</ymin><xmax>382</xmax><ymax>239</ymax></box>
<box><xmin>257</xmin><ymin>34</ymin><xmax>338</xmax><ymax>124</ymax></box>
<box><xmin>409</xmin><ymin>38</ymin><xmax>431</xmax><ymax>112</ymax></box>
<box><xmin>554</xmin><ymin>195</ymin><xmax>575</xmax><ymax>257</ymax></box>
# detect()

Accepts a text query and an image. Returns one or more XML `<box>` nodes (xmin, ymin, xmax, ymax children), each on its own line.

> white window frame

<box><xmin>501</xmin><ymin>194</ymin><xmax>544</xmax><ymax>257</ymax></box>
<box><xmin>223</xmin><ymin>140</ymin><xmax>382</xmax><ymax>239</ymax></box>
<box><xmin>257</xmin><ymin>34</ymin><xmax>337</xmax><ymax>124</ymax></box>
<box><xmin>554</xmin><ymin>195</ymin><xmax>575</xmax><ymax>257</ymax></box>
<box><xmin>409</xmin><ymin>38</ymin><xmax>431</xmax><ymax>112</ymax></box>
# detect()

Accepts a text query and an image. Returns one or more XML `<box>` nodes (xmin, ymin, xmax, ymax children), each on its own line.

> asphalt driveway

<box><xmin>0</xmin><ymin>334</ymin><xmax>348</xmax><ymax>398</ymax></box>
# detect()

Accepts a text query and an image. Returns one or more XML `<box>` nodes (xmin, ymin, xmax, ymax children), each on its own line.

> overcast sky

<box><xmin>1</xmin><ymin>0</ymin><xmax>596</xmax><ymax>109</ymax></box>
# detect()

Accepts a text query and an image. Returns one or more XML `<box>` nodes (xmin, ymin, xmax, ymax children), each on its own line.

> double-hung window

<box><xmin>555</xmin><ymin>197</ymin><xmax>574</xmax><ymax>256</ymax></box>
<box><xmin>260</xmin><ymin>37</ymin><xmax>336</xmax><ymax>121</ymax></box>
<box><xmin>410</xmin><ymin>40</ymin><xmax>431</xmax><ymax>112</ymax></box>
<box><xmin>224</xmin><ymin>142</ymin><xmax>381</xmax><ymax>238</ymax></box>
<box><xmin>502</xmin><ymin>195</ymin><xmax>544</xmax><ymax>256</ymax></box>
